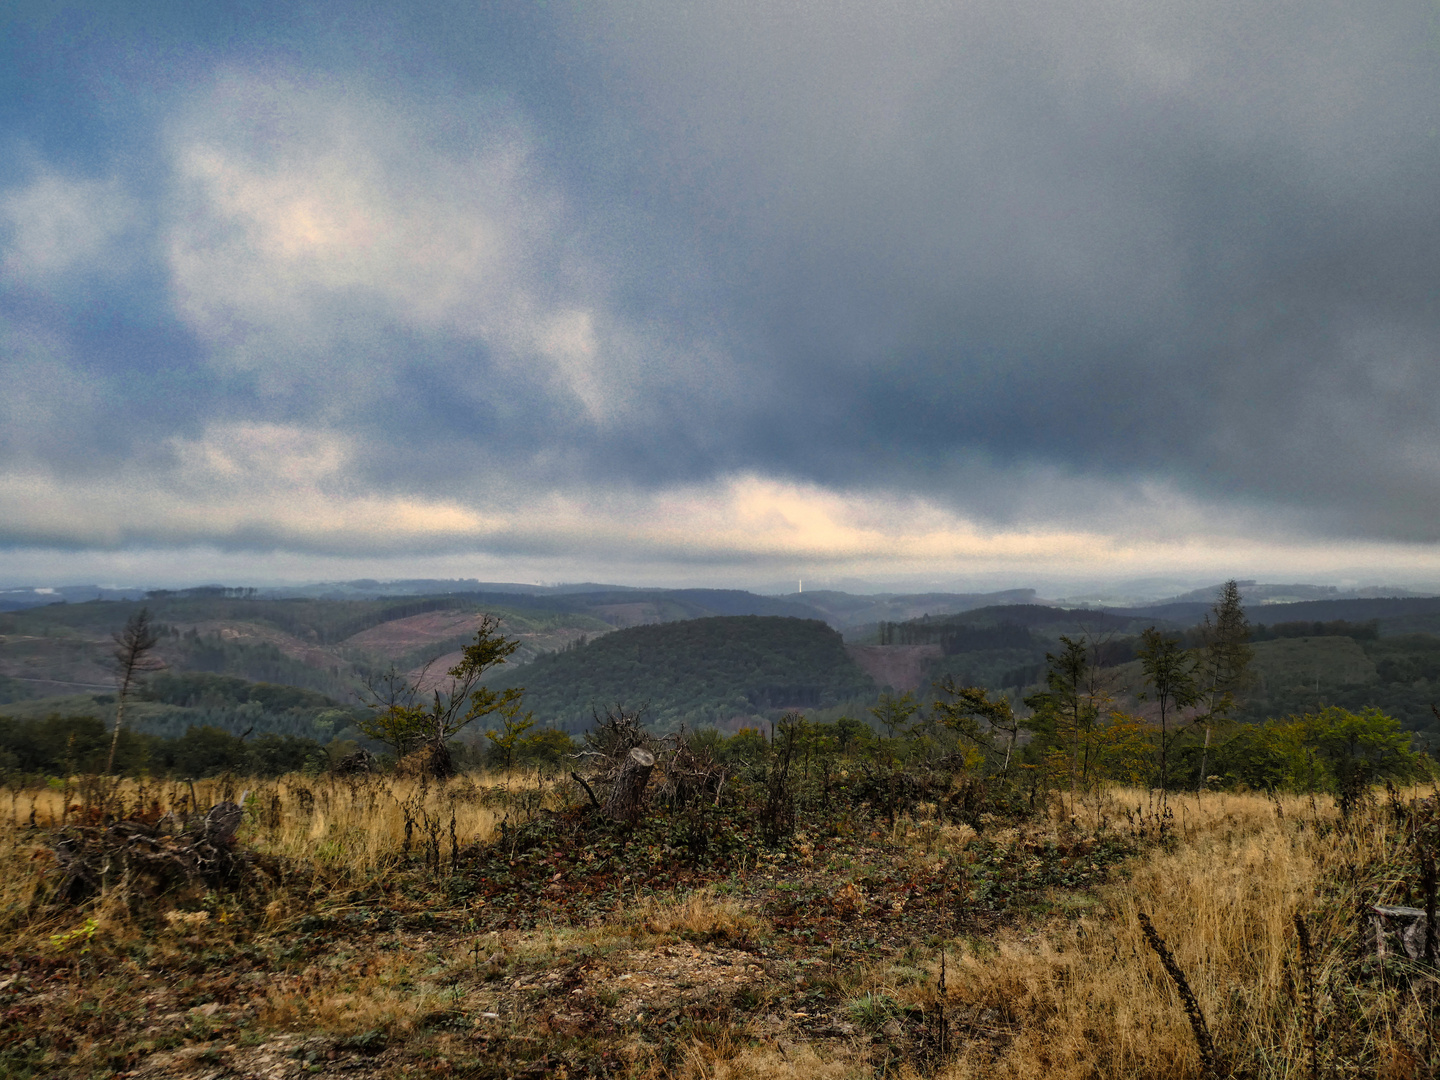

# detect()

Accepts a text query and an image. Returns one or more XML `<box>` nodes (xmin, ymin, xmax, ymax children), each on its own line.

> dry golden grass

<box><xmin>839</xmin><ymin>787</ymin><xmax>1440</xmax><ymax>1080</ymax></box>
<box><xmin>624</xmin><ymin>888</ymin><xmax>766</xmax><ymax>940</ymax></box>
<box><xmin>0</xmin><ymin>767</ymin><xmax>571</xmax><ymax>954</ymax></box>
<box><xmin>675</xmin><ymin>1038</ymin><xmax>856</xmax><ymax>1080</ymax></box>
<box><xmin>0</xmin><ymin>768</ymin><xmax>568</xmax><ymax>869</ymax></box>
<box><xmin>238</xmin><ymin>770</ymin><xmax>574</xmax><ymax>871</ymax></box>
<box><xmin>0</xmin><ymin>767</ymin><xmax>1431</xmax><ymax>1079</ymax></box>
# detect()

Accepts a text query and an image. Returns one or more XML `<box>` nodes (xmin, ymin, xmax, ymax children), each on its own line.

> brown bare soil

<box><xmin>407</xmin><ymin>650</ymin><xmax>469</xmax><ymax>691</ymax></box>
<box><xmin>187</xmin><ymin>620</ymin><xmax>340</xmax><ymax>671</ymax></box>
<box><xmin>845</xmin><ymin>644</ymin><xmax>941</xmax><ymax>693</ymax></box>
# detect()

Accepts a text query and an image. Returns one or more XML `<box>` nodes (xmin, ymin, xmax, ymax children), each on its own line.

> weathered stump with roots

<box><xmin>1372</xmin><ymin>904</ymin><xmax>1435</xmax><ymax>963</ymax></box>
<box><xmin>50</xmin><ymin>797</ymin><xmax>255</xmax><ymax>905</ymax></box>
<box><xmin>604</xmin><ymin>747</ymin><xmax>655</xmax><ymax>821</ymax></box>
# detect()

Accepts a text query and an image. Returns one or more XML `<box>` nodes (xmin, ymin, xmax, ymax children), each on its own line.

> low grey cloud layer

<box><xmin>3</xmin><ymin>0</ymin><xmax>1440</xmax><ymax>586</ymax></box>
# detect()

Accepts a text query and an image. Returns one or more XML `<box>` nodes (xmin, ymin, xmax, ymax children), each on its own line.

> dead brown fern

<box><xmin>1138</xmin><ymin>910</ymin><xmax>1219</xmax><ymax>1080</ymax></box>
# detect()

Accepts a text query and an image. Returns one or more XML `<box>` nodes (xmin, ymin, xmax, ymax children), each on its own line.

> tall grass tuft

<box><xmin>1293</xmin><ymin>912</ymin><xmax>1318</xmax><ymax>1080</ymax></box>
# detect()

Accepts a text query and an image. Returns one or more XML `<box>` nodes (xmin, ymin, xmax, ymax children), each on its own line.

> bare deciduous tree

<box><xmin>107</xmin><ymin>607</ymin><xmax>166</xmax><ymax>775</ymax></box>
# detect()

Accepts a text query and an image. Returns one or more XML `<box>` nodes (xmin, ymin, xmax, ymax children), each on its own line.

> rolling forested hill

<box><xmin>1231</xmin><ymin>633</ymin><xmax>1440</xmax><ymax>736</ymax></box>
<box><xmin>0</xmin><ymin>584</ymin><xmax>1051</xmax><ymax>739</ymax></box>
<box><xmin>9</xmin><ymin>583</ymin><xmax>1440</xmax><ymax>751</ymax></box>
<box><xmin>0</xmin><ymin>671</ymin><xmax>359</xmax><ymax>751</ymax></box>
<box><xmin>865</xmin><ymin>604</ymin><xmax>1169</xmax><ymax>695</ymax></box>
<box><xmin>485</xmin><ymin>616</ymin><xmax>876</xmax><ymax>732</ymax></box>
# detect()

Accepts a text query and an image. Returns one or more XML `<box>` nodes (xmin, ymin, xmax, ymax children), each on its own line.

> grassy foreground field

<box><xmin>0</xmin><ymin>770</ymin><xmax>1433</xmax><ymax>1078</ymax></box>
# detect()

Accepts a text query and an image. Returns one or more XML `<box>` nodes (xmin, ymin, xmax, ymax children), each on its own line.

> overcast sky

<box><xmin>4</xmin><ymin>0</ymin><xmax>1440</xmax><ymax>592</ymax></box>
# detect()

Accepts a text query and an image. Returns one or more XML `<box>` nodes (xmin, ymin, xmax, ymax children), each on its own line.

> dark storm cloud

<box><xmin>543</xmin><ymin>0</ymin><xmax>1440</xmax><ymax>535</ymax></box>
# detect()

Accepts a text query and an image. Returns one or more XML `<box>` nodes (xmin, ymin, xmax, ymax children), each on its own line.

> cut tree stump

<box><xmin>604</xmin><ymin>747</ymin><xmax>656</xmax><ymax>821</ymax></box>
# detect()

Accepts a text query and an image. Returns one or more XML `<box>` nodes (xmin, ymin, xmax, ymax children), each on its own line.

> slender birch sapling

<box><xmin>1193</xmin><ymin>580</ymin><xmax>1253</xmax><ymax>790</ymax></box>
<box><xmin>1137</xmin><ymin>627</ymin><xmax>1198</xmax><ymax>795</ymax></box>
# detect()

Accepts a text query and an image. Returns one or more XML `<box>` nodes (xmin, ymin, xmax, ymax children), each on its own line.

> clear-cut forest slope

<box><xmin>0</xmin><ymin>592</ymin><xmax>611</xmax><ymax>744</ymax></box>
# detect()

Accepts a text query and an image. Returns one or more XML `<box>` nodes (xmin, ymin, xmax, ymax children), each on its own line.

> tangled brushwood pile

<box><xmin>49</xmin><ymin>795</ymin><xmax>260</xmax><ymax>904</ymax></box>
<box><xmin>330</xmin><ymin>747</ymin><xmax>376</xmax><ymax>776</ymax></box>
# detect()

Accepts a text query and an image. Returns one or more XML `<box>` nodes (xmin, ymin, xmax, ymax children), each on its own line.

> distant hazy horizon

<box><xmin>4</xmin><ymin>569</ymin><xmax>1438</xmax><ymax>611</ymax></box>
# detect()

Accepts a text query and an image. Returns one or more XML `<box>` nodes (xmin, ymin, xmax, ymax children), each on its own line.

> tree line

<box><xmin>844</xmin><ymin>582</ymin><xmax>1425</xmax><ymax>800</ymax></box>
<box><xmin>4</xmin><ymin>587</ymin><xmax>1429</xmax><ymax>795</ymax></box>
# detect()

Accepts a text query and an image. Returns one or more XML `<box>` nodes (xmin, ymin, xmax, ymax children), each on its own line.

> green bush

<box><xmin>515</xmin><ymin>727</ymin><xmax>576</xmax><ymax>768</ymax></box>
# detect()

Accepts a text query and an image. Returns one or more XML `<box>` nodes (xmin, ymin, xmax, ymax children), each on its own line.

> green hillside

<box><xmin>873</xmin><ymin>604</ymin><xmax>1166</xmax><ymax>696</ymax></box>
<box><xmin>488</xmin><ymin>616</ymin><xmax>876</xmax><ymax>731</ymax></box>
<box><xmin>0</xmin><ymin>590</ymin><xmax>874</xmax><ymax>746</ymax></box>
<box><xmin>1230</xmin><ymin>634</ymin><xmax>1440</xmax><ymax>737</ymax></box>
<box><xmin>876</xmin><ymin>603</ymin><xmax>1440</xmax><ymax>740</ymax></box>
<box><xmin>0</xmin><ymin>671</ymin><xmax>363</xmax><ymax>745</ymax></box>
<box><xmin>875</xmin><ymin>603</ymin><xmax>1171</xmax><ymax>645</ymax></box>
<box><xmin>1098</xmin><ymin>629</ymin><xmax>1440</xmax><ymax>738</ymax></box>
<box><xmin>12</xmin><ymin>586</ymin><xmax>1439</xmax><ymax>751</ymax></box>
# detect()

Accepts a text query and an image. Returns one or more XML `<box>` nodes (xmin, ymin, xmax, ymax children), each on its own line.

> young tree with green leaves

<box><xmin>514</xmin><ymin>726</ymin><xmax>577</xmax><ymax>768</ymax></box>
<box><xmin>931</xmin><ymin>676</ymin><xmax>1019</xmax><ymax>776</ymax></box>
<box><xmin>1208</xmin><ymin>706</ymin><xmax>1420</xmax><ymax>793</ymax></box>
<box><xmin>1137</xmin><ymin>627</ymin><xmax>1199</xmax><ymax>795</ymax></box>
<box><xmin>871</xmin><ymin>691</ymin><xmax>921</xmax><ymax>740</ymax></box>
<box><xmin>359</xmin><ymin>615</ymin><xmax>526</xmax><ymax>777</ymax></box>
<box><xmin>832</xmin><ymin>715</ymin><xmax>872</xmax><ymax>754</ymax></box>
<box><xmin>1308</xmin><ymin>705</ymin><xmax>1421</xmax><ymax>798</ymax></box>
<box><xmin>354</xmin><ymin>675</ymin><xmax>428</xmax><ymax>759</ymax></box>
<box><xmin>1024</xmin><ymin>635</ymin><xmax>1105</xmax><ymax>807</ymax></box>
<box><xmin>484</xmin><ymin>701</ymin><xmax>537</xmax><ymax>771</ymax></box>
